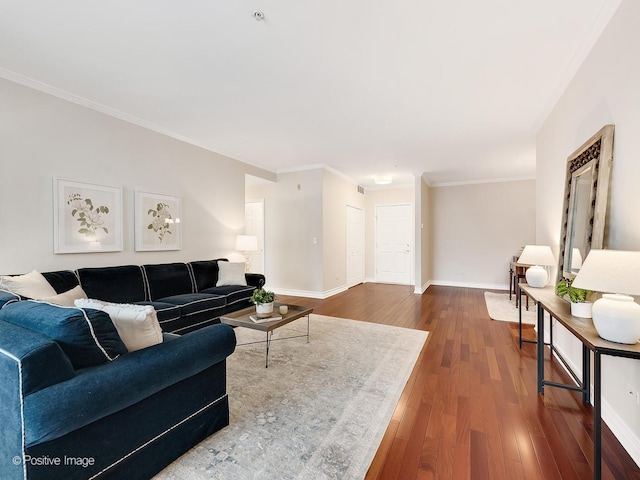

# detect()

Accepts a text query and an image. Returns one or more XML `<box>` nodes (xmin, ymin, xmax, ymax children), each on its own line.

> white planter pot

<box><xmin>255</xmin><ymin>302</ymin><xmax>274</xmax><ymax>319</ymax></box>
<box><xmin>570</xmin><ymin>301</ymin><xmax>592</xmax><ymax>319</ymax></box>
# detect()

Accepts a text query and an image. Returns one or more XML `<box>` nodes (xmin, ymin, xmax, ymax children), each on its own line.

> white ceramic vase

<box><xmin>525</xmin><ymin>265</ymin><xmax>548</xmax><ymax>288</ymax></box>
<box><xmin>570</xmin><ymin>301</ymin><xmax>592</xmax><ymax>319</ymax></box>
<box><xmin>256</xmin><ymin>302</ymin><xmax>274</xmax><ymax>319</ymax></box>
<box><xmin>592</xmin><ymin>294</ymin><xmax>640</xmax><ymax>344</ymax></box>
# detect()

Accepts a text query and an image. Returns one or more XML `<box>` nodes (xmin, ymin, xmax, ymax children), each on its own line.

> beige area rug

<box><xmin>484</xmin><ymin>292</ymin><xmax>536</xmax><ymax>325</ymax></box>
<box><xmin>156</xmin><ymin>315</ymin><xmax>429</xmax><ymax>480</ymax></box>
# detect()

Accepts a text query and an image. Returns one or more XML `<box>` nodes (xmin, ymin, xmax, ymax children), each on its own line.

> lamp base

<box><xmin>592</xmin><ymin>294</ymin><xmax>640</xmax><ymax>344</ymax></box>
<box><xmin>525</xmin><ymin>265</ymin><xmax>548</xmax><ymax>288</ymax></box>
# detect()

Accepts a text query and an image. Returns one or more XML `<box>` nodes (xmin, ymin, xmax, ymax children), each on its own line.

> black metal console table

<box><xmin>519</xmin><ymin>284</ymin><xmax>640</xmax><ymax>480</ymax></box>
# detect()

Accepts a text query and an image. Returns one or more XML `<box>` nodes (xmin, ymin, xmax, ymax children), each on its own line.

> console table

<box><xmin>519</xmin><ymin>284</ymin><xmax>640</xmax><ymax>480</ymax></box>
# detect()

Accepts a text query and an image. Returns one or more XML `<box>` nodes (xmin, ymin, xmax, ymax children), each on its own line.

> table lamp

<box><xmin>517</xmin><ymin>245</ymin><xmax>556</xmax><ymax>288</ymax></box>
<box><xmin>571</xmin><ymin>249</ymin><xmax>640</xmax><ymax>344</ymax></box>
<box><xmin>235</xmin><ymin>235</ymin><xmax>258</xmax><ymax>272</ymax></box>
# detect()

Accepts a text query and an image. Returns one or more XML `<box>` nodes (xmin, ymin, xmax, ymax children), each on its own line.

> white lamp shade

<box><xmin>235</xmin><ymin>235</ymin><xmax>258</xmax><ymax>252</ymax></box>
<box><xmin>517</xmin><ymin>245</ymin><xmax>555</xmax><ymax>267</ymax></box>
<box><xmin>571</xmin><ymin>250</ymin><xmax>640</xmax><ymax>295</ymax></box>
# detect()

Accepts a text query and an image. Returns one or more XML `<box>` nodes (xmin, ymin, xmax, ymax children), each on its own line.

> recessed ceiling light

<box><xmin>253</xmin><ymin>10</ymin><xmax>265</xmax><ymax>21</ymax></box>
<box><xmin>374</xmin><ymin>175</ymin><xmax>392</xmax><ymax>185</ymax></box>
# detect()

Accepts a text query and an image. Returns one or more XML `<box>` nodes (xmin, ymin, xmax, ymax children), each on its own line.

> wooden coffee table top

<box><xmin>220</xmin><ymin>303</ymin><xmax>313</xmax><ymax>332</ymax></box>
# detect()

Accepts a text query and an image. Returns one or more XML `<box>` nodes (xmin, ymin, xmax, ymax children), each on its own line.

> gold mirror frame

<box><xmin>557</xmin><ymin>125</ymin><xmax>614</xmax><ymax>283</ymax></box>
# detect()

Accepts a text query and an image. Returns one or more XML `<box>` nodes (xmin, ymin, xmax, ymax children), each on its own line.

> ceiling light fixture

<box><xmin>374</xmin><ymin>175</ymin><xmax>392</xmax><ymax>185</ymax></box>
<box><xmin>253</xmin><ymin>10</ymin><xmax>265</xmax><ymax>21</ymax></box>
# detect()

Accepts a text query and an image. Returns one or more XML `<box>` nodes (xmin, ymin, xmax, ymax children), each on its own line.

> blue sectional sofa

<box><xmin>41</xmin><ymin>259</ymin><xmax>265</xmax><ymax>334</ymax></box>
<box><xmin>0</xmin><ymin>259</ymin><xmax>266</xmax><ymax>479</ymax></box>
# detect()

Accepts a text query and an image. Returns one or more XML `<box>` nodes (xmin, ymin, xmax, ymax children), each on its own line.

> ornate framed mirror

<box><xmin>557</xmin><ymin>125</ymin><xmax>614</xmax><ymax>282</ymax></box>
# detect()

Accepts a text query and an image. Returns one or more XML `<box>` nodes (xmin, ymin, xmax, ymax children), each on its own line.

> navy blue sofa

<box><xmin>0</xmin><ymin>259</ymin><xmax>265</xmax><ymax>479</ymax></box>
<box><xmin>0</xmin><ymin>293</ymin><xmax>236</xmax><ymax>480</ymax></box>
<box><xmin>43</xmin><ymin>259</ymin><xmax>265</xmax><ymax>334</ymax></box>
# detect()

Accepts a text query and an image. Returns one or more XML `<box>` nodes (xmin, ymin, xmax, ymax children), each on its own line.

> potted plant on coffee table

<box><xmin>251</xmin><ymin>288</ymin><xmax>276</xmax><ymax>318</ymax></box>
<box><xmin>556</xmin><ymin>278</ymin><xmax>593</xmax><ymax>318</ymax></box>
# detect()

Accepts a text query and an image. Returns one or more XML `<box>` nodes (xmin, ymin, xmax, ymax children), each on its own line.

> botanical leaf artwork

<box><xmin>67</xmin><ymin>193</ymin><xmax>110</xmax><ymax>238</ymax></box>
<box><xmin>147</xmin><ymin>203</ymin><xmax>173</xmax><ymax>242</ymax></box>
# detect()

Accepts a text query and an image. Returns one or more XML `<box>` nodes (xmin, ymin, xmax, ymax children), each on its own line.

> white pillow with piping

<box><xmin>216</xmin><ymin>262</ymin><xmax>247</xmax><ymax>286</ymax></box>
<box><xmin>75</xmin><ymin>298</ymin><xmax>163</xmax><ymax>352</ymax></box>
<box><xmin>0</xmin><ymin>270</ymin><xmax>57</xmax><ymax>299</ymax></box>
<box><xmin>40</xmin><ymin>285</ymin><xmax>88</xmax><ymax>307</ymax></box>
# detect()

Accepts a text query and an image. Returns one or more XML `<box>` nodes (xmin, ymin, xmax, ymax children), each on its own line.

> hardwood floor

<box><xmin>277</xmin><ymin>283</ymin><xmax>640</xmax><ymax>480</ymax></box>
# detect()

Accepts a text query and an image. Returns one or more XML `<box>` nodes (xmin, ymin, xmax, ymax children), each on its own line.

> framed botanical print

<box><xmin>135</xmin><ymin>191</ymin><xmax>182</xmax><ymax>251</ymax></box>
<box><xmin>54</xmin><ymin>179</ymin><xmax>123</xmax><ymax>253</ymax></box>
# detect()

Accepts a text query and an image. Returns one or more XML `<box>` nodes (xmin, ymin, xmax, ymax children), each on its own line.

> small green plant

<box><xmin>556</xmin><ymin>278</ymin><xmax>592</xmax><ymax>303</ymax></box>
<box><xmin>251</xmin><ymin>288</ymin><xmax>276</xmax><ymax>305</ymax></box>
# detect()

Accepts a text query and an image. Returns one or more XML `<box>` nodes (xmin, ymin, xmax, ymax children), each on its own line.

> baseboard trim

<box><xmin>430</xmin><ymin>280</ymin><xmax>509</xmax><ymax>291</ymax></box>
<box><xmin>271</xmin><ymin>285</ymin><xmax>348</xmax><ymax>300</ymax></box>
<box><xmin>414</xmin><ymin>281</ymin><xmax>431</xmax><ymax>294</ymax></box>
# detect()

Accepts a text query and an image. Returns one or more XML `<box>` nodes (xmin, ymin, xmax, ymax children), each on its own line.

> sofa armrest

<box><xmin>24</xmin><ymin>323</ymin><xmax>236</xmax><ymax>446</ymax></box>
<box><xmin>245</xmin><ymin>273</ymin><xmax>265</xmax><ymax>289</ymax></box>
<box><xmin>0</xmin><ymin>321</ymin><xmax>76</xmax><ymax>479</ymax></box>
<box><xmin>0</xmin><ymin>320</ymin><xmax>75</xmax><ymax>395</ymax></box>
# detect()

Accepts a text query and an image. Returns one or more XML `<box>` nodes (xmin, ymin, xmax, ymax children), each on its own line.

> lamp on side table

<box><xmin>571</xmin><ymin>249</ymin><xmax>640</xmax><ymax>344</ymax></box>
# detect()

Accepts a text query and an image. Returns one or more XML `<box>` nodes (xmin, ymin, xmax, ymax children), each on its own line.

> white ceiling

<box><xmin>0</xmin><ymin>1</ymin><xmax>622</xmax><ymax>187</ymax></box>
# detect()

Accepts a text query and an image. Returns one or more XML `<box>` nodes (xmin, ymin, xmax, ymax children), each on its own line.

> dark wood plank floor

<box><xmin>277</xmin><ymin>283</ymin><xmax>640</xmax><ymax>480</ymax></box>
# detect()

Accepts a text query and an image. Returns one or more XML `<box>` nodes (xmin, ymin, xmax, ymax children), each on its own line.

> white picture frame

<box><xmin>54</xmin><ymin>178</ymin><xmax>123</xmax><ymax>253</ymax></box>
<box><xmin>135</xmin><ymin>191</ymin><xmax>182</xmax><ymax>251</ymax></box>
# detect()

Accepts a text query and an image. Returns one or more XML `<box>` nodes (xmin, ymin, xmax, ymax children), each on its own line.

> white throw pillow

<box><xmin>216</xmin><ymin>262</ymin><xmax>247</xmax><ymax>286</ymax></box>
<box><xmin>40</xmin><ymin>285</ymin><xmax>88</xmax><ymax>307</ymax></box>
<box><xmin>75</xmin><ymin>298</ymin><xmax>163</xmax><ymax>352</ymax></box>
<box><xmin>0</xmin><ymin>270</ymin><xmax>57</xmax><ymax>299</ymax></box>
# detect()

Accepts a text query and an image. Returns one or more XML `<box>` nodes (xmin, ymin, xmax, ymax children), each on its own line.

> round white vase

<box><xmin>592</xmin><ymin>294</ymin><xmax>640</xmax><ymax>344</ymax></box>
<box><xmin>525</xmin><ymin>265</ymin><xmax>548</xmax><ymax>288</ymax></box>
<box><xmin>571</xmin><ymin>301</ymin><xmax>592</xmax><ymax>319</ymax></box>
<box><xmin>256</xmin><ymin>302</ymin><xmax>274</xmax><ymax>319</ymax></box>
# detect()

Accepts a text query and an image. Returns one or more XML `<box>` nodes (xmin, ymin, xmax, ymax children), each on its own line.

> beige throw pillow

<box><xmin>75</xmin><ymin>298</ymin><xmax>163</xmax><ymax>352</ymax></box>
<box><xmin>40</xmin><ymin>285</ymin><xmax>88</xmax><ymax>307</ymax></box>
<box><xmin>216</xmin><ymin>262</ymin><xmax>247</xmax><ymax>286</ymax></box>
<box><xmin>0</xmin><ymin>270</ymin><xmax>57</xmax><ymax>299</ymax></box>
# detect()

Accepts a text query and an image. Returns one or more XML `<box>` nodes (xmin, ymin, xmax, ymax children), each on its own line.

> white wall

<box><xmin>322</xmin><ymin>170</ymin><xmax>365</xmax><ymax>293</ymax></box>
<box><xmin>536</xmin><ymin>0</ymin><xmax>640</xmax><ymax>463</ymax></box>
<box><xmin>246</xmin><ymin>168</ymin><xmax>365</xmax><ymax>298</ymax></box>
<box><xmin>429</xmin><ymin>180</ymin><xmax>536</xmax><ymax>289</ymax></box>
<box><xmin>0</xmin><ymin>78</ymin><xmax>270</xmax><ymax>273</ymax></box>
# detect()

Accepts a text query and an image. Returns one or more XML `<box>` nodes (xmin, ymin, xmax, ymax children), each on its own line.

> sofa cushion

<box><xmin>159</xmin><ymin>293</ymin><xmax>227</xmax><ymax>318</ymax></box>
<box><xmin>0</xmin><ymin>300</ymin><xmax>127</xmax><ymax>369</ymax></box>
<box><xmin>41</xmin><ymin>270</ymin><xmax>80</xmax><ymax>294</ymax></box>
<box><xmin>189</xmin><ymin>259</ymin><xmax>224</xmax><ymax>291</ymax></box>
<box><xmin>201</xmin><ymin>285</ymin><xmax>255</xmax><ymax>307</ymax></box>
<box><xmin>0</xmin><ymin>270</ymin><xmax>57</xmax><ymax>299</ymax></box>
<box><xmin>216</xmin><ymin>261</ymin><xmax>247</xmax><ymax>286</ymax></box>
<box><xmin>76</xmin><ymin>299</ymin><xmax>163</xmax><ymax>352</ymax></box>
<box><xmin>135</xmin><ymin>301</ymin><xmax>182</xmax><ymax>325</ymax></box>
<box><xmin>77</xmin><ymin>265</ymin><xmax>147</xmax><ymax>303</ymax></box>
<box><xmin>39</xmin><ymin>285</ymin><xmax>88</xmax><ymax>307</ymax></box>
<box><xmin>143</xmin><ymin>262</ymin><xmax>195</xmax><ymax>300</ymax></box>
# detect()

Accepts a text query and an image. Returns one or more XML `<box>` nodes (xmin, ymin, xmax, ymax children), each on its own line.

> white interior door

<box><xmin>245</xmin><ymin>200</ymin><xmax>264</xmax><ymax>274</ymax></box>
<box><xmin>346</xmin><ymin>205</ymin><xmax>365</xmax><ymax>288</ymax></box>
<box><xmin>375</xmin><ymin>204</ymin><xmax>412</xmax><ymax>284</ymax></box>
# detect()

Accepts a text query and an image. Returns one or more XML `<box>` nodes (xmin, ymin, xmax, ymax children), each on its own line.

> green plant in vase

<box><xmin>251</xmin><ymin>288</ymin><xmax>276</xmax><ymax>305</ymax></box>
<box><xmin>251</xmin><ymin>288</ymin><xmax>276</xmax><ymax>318</ymax></box>
<box><xmin>556</xmin><ymin>278</ymin><xmax>593</xmax><ymax>318</ymax></box>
